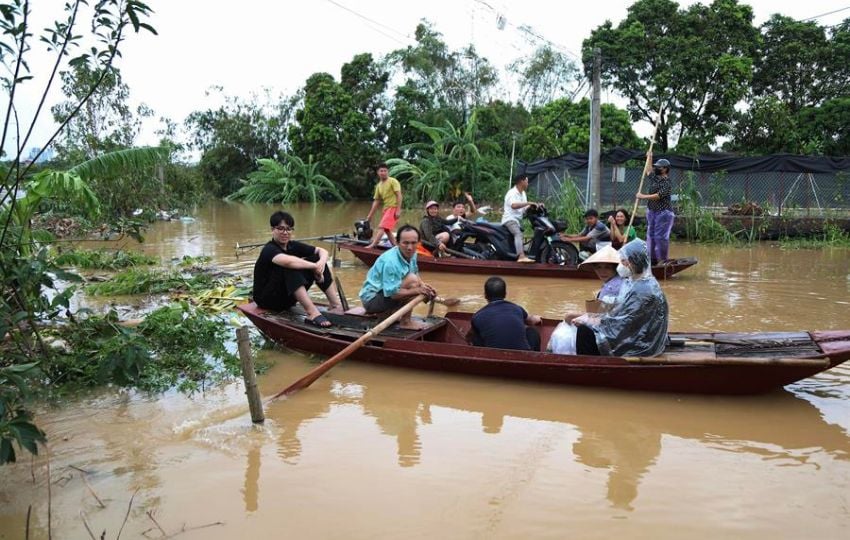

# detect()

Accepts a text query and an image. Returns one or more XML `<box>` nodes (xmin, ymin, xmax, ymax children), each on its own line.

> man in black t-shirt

<box><xmin>469</xmin><ymin>276</ymin><xmax>542</xmax><ymax>351</ymax></box>
<box><xmin>252</xmin><ymin>211</ymin><xmax>344</xmax><ymax>327</ymax></box>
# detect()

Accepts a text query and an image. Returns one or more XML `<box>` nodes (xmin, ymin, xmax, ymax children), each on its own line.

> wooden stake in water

<box><xmin>236</xmin><ymin>327</ymin><xmax>265</xmax><ymax>423</ymax></box>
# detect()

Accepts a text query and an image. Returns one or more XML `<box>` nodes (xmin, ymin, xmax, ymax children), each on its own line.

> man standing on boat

<box><xmin>502</xmin><ymin>174</ymin><xmax>541</xmax><ymax>263</ymax></box>
<box><xmin>469</xmin><ymin>276</ymin><xmax>542</xmax><ymax>351</ymax></box>
<box><xmin>365</xmin><ymin>163</ymin><xmax>402</xmax><ymax>249</ymax></box>
<box><xmin>636</xmin><ymin>157</ymin><xmax>674</xmax><ymax>265</ymax></box>
<box><xmin>252</xmin><ymin>211</ymin><xmax>344</xmax><ymax>328</ymax></box>
<box><xmin>359</xmin><ymin>225</ymin><xmax>437</xmax><ymax>330</ymax></box>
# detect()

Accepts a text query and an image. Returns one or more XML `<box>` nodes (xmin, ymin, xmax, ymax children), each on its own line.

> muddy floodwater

<box><xmin>1</xmin><ymin>201</ymin><xmax>849</xmax><ymax>539</ymax></box>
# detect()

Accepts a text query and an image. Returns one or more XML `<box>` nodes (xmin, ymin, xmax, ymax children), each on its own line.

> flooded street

<box><xmin>1</xmin><ymin>201</ymin><xmax>849</xmax><ymax>539</ymax></box>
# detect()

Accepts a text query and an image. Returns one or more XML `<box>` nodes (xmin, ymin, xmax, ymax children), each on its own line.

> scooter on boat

<box><xmin>449</xmin><ymin>205</ymin><xmax>580</xmax><ymax>265</ymax></box>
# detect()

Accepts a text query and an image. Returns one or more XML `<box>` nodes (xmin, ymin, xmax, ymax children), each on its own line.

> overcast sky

<box><xmin>7</xmin><ymin>0</ymin><xmax>850</xmax><ymax>157</ymax></box>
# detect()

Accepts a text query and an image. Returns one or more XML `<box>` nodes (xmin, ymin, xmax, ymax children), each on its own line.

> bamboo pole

<box><xmin>626</xmin><ymin>107</ymin><xmax>665</xmax><ymax>238</ymax></box>
<box><xmin>236</xmin><ymin>327</ymin><xmax>265</xmax><ymax>423</ymax></box>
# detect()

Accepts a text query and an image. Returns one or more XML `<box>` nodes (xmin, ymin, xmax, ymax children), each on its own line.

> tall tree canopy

<box><xmin>521</xmin><ymin>98</ymin><xmax>642</xmax><ymax>160</ymax></box>
<box><xmin>508</xmin><ymin>45</ymin><xmax>580</xmax><ymax>110</ymax></box>
<box><xmin>583</xmin><ymin>0</ymin><xmax>759</xmax><ymax>152</ymax></box>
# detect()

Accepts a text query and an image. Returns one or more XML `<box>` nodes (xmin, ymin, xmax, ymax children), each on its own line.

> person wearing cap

<box><xmin>502</xmin><ymin>173</ymin><xmax>541</xmax><ymax>263</ymax></box>
<box><xmin>560</xmin><ymin>208</ymin><xmax>611</xmax><ymax>255</ymax></box>
<box><xmin>419</xmin><ymin>200</ymin><xmax>451</xmax><ymax>254</ymax></box>
<box><xmin>636</xmin><ymin>156</ymin><xmax>674</xmax><ymax>265</ymax></box>
<box><xmin>572</xmin><ymin>239</ymin><xmax>669</xmax><ymax>357</ymax></box>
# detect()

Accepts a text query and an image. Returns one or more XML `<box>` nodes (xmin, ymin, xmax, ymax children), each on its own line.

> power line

<box><xmin>471</xmin><ymin>0</ymin><xmax>580</xmax><ymax>59</ymax></box>
<box><xmin>323</xmin><ymin>0</ymin><xmax>413</xmax><ymax>46</ymax></box>
<box><xmin>801</xmin><ymin>5</ymin><xmax>850</xmax><ymax>21</ymax></box>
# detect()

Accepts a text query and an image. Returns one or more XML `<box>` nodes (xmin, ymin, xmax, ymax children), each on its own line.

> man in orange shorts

<box><xmin>365</xmin><ymin>163</ymin><xmax>402</xmax><ymax>248</ymax></box>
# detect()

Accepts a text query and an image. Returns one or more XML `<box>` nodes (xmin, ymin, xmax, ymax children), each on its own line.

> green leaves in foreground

<box><xmin>0</xmin><ymin>363</ymin><xmax>46</xmax><ymax>464</ymax></box>
<box><xmin>54</xmin><ymin>248</ymin><xmax>158</xmax><ymax>270</ymax></box>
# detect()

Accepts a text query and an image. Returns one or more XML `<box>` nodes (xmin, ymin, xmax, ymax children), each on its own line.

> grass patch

<box><xmin>780</xmin><ymin>223</ymin><xmax>850</xmax><ymax>249</ymax></box>
<box><xmin>54</xmin><ymin>248</ymin><xmax>157</xmax><ymax>269</ymax></box>
<box><xmin>85</xmin><ymin>267</ymin><xmax>214</xmax><ymax>296</ymax></box>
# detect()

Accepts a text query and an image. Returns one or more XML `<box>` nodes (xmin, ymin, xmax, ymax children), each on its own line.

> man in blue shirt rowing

<box><xmin>359</xmin><ymin>224</ymin><xmax>437</xmax><ymax>330</ymax></box>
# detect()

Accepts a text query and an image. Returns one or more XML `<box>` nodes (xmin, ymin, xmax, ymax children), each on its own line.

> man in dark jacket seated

<box><xmin>469</xmin><ymin>276</ymin><xmax>542</xmax><ymax>351</ymax></box>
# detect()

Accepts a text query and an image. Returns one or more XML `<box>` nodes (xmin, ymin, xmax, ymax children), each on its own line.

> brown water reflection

<box><xmin>2</xmin><ymin>201</ymin><xmax>849</xmax><ymax>538</ymax></box>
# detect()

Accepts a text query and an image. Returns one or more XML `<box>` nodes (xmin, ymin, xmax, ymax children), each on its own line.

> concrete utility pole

<box><xmin>587</xmin><ymin>47</ymin><xmax>602</xmax><ymax>209</ymax></box>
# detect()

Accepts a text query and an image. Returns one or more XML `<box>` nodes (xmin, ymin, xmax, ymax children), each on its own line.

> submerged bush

<box><xmin>85</xmin><ymin>268</ymin><xmax>214</xmax><ymax>296</ymax></box>
<box><xmin>46</xmin><ymin>304</ymin><xmax>239</xmax><ymax>393</ymax></box>
<box><xmin>54</xmin><ymin>248</ymin><xmax>157</xmax><ymax>269</ymax></box>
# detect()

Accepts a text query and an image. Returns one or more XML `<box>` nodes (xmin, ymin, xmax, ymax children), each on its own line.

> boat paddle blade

<box><xmin>269</xmin><ymin>295</ymin><xmax>428</xmax><ymax>400</ymax></box>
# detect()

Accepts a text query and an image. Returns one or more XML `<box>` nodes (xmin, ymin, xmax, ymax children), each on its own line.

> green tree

<box><xmin>521</xmin><ymin>98</ymin><xmax>642</xmax><ymax>160</ymax></box>
<box><xmin>583</xmin><ymin>0</ymin><xmax>759</xmax><ymax>151</ymax></box>
<box><xmin>473</xmin><ymin>100</ymin><xmax>531</xmax><ymax>160</ymax></box>
<box><xmin>385</xmin><ymin>21</ymin><xmax>498</xmax><ymax>153</ymax></box>
<box><xmin>0</xmin><ymin>0</ymin><xmax>156</xmax><ymax>465</ymax></box>
<box><xmin>50</xmin><ymin>64</ymin><xmax>151</xmax><ymax>162</ymax></box>
<box><xmin>508</xmin><ymin>45</ymin><xmax>580</xmax><ymax>110</ymax></box>
<box><xmin>187</xmin><ymin>87</ymin><xmax>295</xmax><ymax>196</ymax></box>
<box><xmin>288</xmin><ymin>71</ymin><xmax>380</xmax><ymax>197</ymax></box>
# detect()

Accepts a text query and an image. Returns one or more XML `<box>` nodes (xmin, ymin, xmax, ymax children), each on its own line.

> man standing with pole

<box><xmin>637</xmin><ymin>156</ymin><xmax>674</xmax><ymax>265</ymax></box>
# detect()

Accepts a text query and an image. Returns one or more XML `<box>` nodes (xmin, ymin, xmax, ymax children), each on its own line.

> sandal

<box><xmin>306</xmin><ymin>314</ymin><xmax>333</xmax><ymax>328</ymax></box>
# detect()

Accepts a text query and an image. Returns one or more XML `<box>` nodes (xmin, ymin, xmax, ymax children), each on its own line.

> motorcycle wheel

<box><xmin>541</xmin><ymin>241</ymin><xmax>579</xmax><ymax>266</ymax></box>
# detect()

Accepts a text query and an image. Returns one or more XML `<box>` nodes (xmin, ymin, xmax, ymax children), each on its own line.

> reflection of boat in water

<box><xmin>239</xmin><ymin>303</ymin><xmax>850</xmax><ymax>395</ymax></box>
<box><xmin>340</xmin><ymin>241</ymin><xmax>698</xmax><ymax>280</ymax></box>
<box><xmin>265</xmin><ymin>369</ymin><xmax>848</xmax><ymax>511</ymax></box>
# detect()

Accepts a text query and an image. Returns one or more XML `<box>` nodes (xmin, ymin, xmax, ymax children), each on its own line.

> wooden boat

<box><xmin>238</xmin><ymin>302</ymin><xmax>850</xmax><ymax>395</ymax></box>
<box><xmin>339</xmin><ymin>241</ymin><xmax>697</xmax><ymax>280</ymax></box>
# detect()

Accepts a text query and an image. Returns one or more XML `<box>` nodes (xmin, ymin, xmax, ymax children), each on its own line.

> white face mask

<box><xmin>616</xmin><ymin>262</ymin><xmax>632</xmax><ymax>278</ymax></box>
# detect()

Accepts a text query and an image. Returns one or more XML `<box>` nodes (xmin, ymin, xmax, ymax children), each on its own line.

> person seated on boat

<box><xmin>560</xmin><ymin>208</ymin><xmax>611</xmax><ymax>255</ymax></box>
<box><xmin>578</xmin><ymin>245</ymin><xmax>626</xmax><ymax>307</ymax></box>
<box><xmin>502</xmin><ymin>173</ymin><xmax>542</xmax><ymax>263</ymax></box>
<box><xmin>419</xmin><ymin>201</ymin><xmax>451</xmax><ymax>255</ymax></box>
<box><xmin>359</xmin><ymin>224</ymin><xmax>437</xmax><ymax>330</ymax></box>
<box><xmin>607</xmin><ymin>208</ymin><xmax>637</xmax><ymax>249</ymax></box>
<box><xmin>570</xmin><ymin>239</ymin><xmax>669</xmax><ymax>357</ymax></box>
<box><xmin>252</xmin><ymin>211</ymin><xmax>344</xmax><ymax>328</ymax></box>
<box><xmin>445</xmin><ymin>192</ymin><xmax>478</xmax><ymax>229</ymax></box>
<box><xmin>469</xmin><ymin>276</ymin><xmax>543</xmax><ymax>351</ymax></box>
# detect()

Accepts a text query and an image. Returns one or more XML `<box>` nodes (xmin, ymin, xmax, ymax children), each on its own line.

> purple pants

<box><xmin>646</xmin><ymin>209</ymin><xmax>674</xmax><ymax>263</ymax></box>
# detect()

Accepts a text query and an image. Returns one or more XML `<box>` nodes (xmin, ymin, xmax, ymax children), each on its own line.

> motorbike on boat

<box><xmin>449</xmin><ymin>205</ymin><xmax>580</xmax><ymax>265</ymax></box>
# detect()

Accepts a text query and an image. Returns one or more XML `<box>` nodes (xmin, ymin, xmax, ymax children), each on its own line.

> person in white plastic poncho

<box><xmin>550</xmin><ymin>239</ymin><xmax>669</xmax><ymax>356</ymax></box>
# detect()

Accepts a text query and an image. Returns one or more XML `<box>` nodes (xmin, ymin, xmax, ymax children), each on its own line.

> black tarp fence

<box><xmin>519</xmin><ymin>147</ymin><xmax>850</xmax><ymax>175</ymax></box>
<box><xmin>520</xmin><ymin>148</ymin><xmax>850</xmax><ymax>214</ymax></box>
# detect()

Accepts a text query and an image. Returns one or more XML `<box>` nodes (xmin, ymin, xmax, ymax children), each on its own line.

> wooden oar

<box><xmin>269</xmin><ymin>294</ymin><xmax>428</xmax><ymax>399</ymax></box>
<box><xmin>626</xmin><ymin>106</ymin><xmax>665</xmax><ymax>238</ymax></box>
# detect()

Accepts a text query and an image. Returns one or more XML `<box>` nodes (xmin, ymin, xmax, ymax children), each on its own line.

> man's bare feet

<box><xmin>399</xmin><ymin>320</ymin><xmax>429</xmax><ymax>330</ymax></box>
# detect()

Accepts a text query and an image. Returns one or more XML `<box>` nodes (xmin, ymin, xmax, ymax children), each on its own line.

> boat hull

<box><xmin>341</xmin><ymin>242</ymin><xmax>697</xmax><ymax>279</ymax></box>
<box><xmin>239</xmin><ymin>303</ymin><xmax>850</xmax><ymax>395</ymax></box>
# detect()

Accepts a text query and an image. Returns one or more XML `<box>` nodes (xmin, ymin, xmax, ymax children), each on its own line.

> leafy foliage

<box><xmin>508</xmin><ymin>45</ymin><xmax>581</xmax><ymax>110</ymax></box>
<box><xmin>84</xmin><ymin>267</ymin><xmax>215</xmax><ymax>296</ymax></box>
<box><xmin>227</xmin><ymin>155</ymin><xmax>347</xmax><ymax>204</ymax></box>
<box><xmin>583</xmin><ymin>0</ymin><xmax>759</xmax><ymax>151</ymax></box>
<box><xmin>47</xmin><ymin>304</ymin><xmax>240</xmax><ymax>393</ymax></box>
<box><xmin>54</xmin><ymin>248</ymin><xmax>157</xmax><ymax>270</ymax></box>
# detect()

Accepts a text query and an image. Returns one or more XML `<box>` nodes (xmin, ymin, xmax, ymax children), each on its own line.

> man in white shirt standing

<box><xmin>501</xmin><ymin>173</ymin><xmax>541</xmax><ymax>263</ymax></box>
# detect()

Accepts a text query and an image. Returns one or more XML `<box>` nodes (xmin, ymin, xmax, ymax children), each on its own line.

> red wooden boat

<box><xmin>238</xmin><ymin>302</ymin><xmax>850</xmax><ymax>395</ymax></box>
<box><xmin>339</xmin><ymin>241</ymin><xmax>697</xmax><ymax>280</ymax></box>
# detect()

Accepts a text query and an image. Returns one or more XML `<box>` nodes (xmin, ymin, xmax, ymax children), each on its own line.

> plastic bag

<box><xmin>548</xmin><ymin>321</ymin><xmax>577</xmax><ymax>355</ymax></box>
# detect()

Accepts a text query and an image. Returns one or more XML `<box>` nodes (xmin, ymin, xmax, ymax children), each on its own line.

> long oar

<box><xmin>420</xmin><ymin>240</ymin><xmax>476</xmax><ymax>260</ymax></box>
<box><xmin>235</xmin><ymin>234</ymin><xmax>345</xmax><ymax>254</ymax></box>
<box><xmin>269</xmin><ymin>294</ymin><xmax>428</xmax><ymax>399</ymax></box>
<box><xmin>626</xmin><ymin>107</ymin><xmax>665</xmax><ymax>238</ymax></box>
